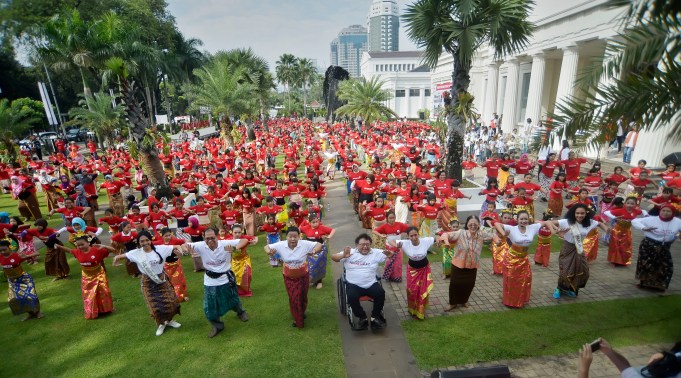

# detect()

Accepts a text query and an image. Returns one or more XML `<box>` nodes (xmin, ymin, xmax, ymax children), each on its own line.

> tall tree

<box><xmin>539</xmin><ymin>0</ymin><xmax>681</xmax><ymax>151</ymax></box>
<box><xmin>275</xmin><ymin>53</ymin><xmax>297</xmax><ymax>112</ymax></box>
<box><xmin>296</xmin><ymin>58</ymin><xmax>317</xmax><ymax>116</ymax></box>
<box><xmin>66</xmin><ymin>92</ymin><xmax>125</xmax><ymax>146</ymax></box>
<box><xmin>404</xmin><ymin>0</ymin><xmax>534</xmax><ymax>181</ymax></box>
<box><xmin>0</xmin><ymin>98</ymin><xmax>40</xmax><ymax>160</ymax></box>
<box><xmin>335</xmin><ymin>77</ymin><xmax>397</xmax><ymax>127</ymax></box>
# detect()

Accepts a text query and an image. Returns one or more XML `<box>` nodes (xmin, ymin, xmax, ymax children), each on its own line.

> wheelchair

<box><xmin>336</xmin><ymin>271</ymin><xmax>384</xmax><ymax>330</ymax></box>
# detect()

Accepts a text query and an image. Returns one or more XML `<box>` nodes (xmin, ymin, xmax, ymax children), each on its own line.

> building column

<box><xmin>554</xmin><ymin>45</ymin><xmax>580</xmax><ymax>144</ymax></box>
<box><xmin>524</xmin><ymin>53</ymin><xmax>546</xmax><ymax>126</ymax></box>
<box><xmin>501</xmin><ymin>58</ymin><xmax>519</xmax><ymax>133</ymax></box>
<box><xmin>483</xmin><ymin>62</ymin><xmax>499</xmax><ymax>123</ymax></box>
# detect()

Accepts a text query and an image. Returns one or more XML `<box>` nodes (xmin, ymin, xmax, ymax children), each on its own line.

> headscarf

<box><xmin>10</xmin><ymin>176</ymin><xmax>24</xmax><ymax>198</ymax></box>
<box><xmin>60</xmin><ymin>175</ymin><xmax>70</xmax><ymax>189</ymax></box>
<box><xmin>71</xmin><ymin>217</ymin><xmax>86</xmax><ymax>230</ymax></box>
<box><xmin>0</xmin><ymin>212</ymin><xmax>9</xmax><ymax>224</ymax></box>
<box><xmin>74</xmin><ymin>185</ymin><xmax>89</xmax><ymax>207</ymax></box>
<box><xmin>658</xmin><ymin>204</ymin><xmax>677</xmax><ymax>222</ymax></box>
<box><xmin>188</xmin><ymin>215</ymin><xmax>199</xmax><ymax>228</ymax></box>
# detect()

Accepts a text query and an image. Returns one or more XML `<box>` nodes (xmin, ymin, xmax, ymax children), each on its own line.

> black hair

<box><xmin>486</xmin><ymin>178</ymin><xmax>498</xmax><ymax>190</ymax></box>
<box><xmin>286</xmin><ymin>227</ymin><xmax>300</xmax><ymax>235</ymax></box>
<box><xmin>406</xmin><ymin>226</ymin><xmax>419</xmax><ymax>235</ymax></box>
<box><xmin>564</xmin><ymin>203</ymin><xmax>592</xmax><ymax>227</ymax></box>
<box><xmin>463</xmin><ymin>215</ymin><xmax>481</xmax><ymax>230</ymax></box>
<box><xmin>516</xmin><ymin>210</ymin><xmax>530</xmax><ymax>220</ymax></box>
<box><xmin>640</xmin><ymin>343</ymin><xmax>681</xmax><ymax>378</ymax></box>
<box><xmin>554</xmin><ymin>172</ymin><xmax>567</xmax><ymax>181</ymax></box>
<box><xmin>588</xmin><ymin>167</ymin><xmax>599</xmax><ymax>174</ymax></box>
<box><xmin>355</xmin><ymin>233</ymin><xmax>373</xmax><ymax>245</ymax></box>
<box><xmin>662</xmin><ymin>187</ymin><xmax>673</xmax><ymax>194</ymax></box>
<box><xmin>160</xmin><ymin>227</ymin><xmax>172</xmax><ymax>236</ymax></box>
<box><xmin>34</xmin><ymin>218</ymin><xmax>48</xmax><ymax>228</ymax></box>
<box><xmin>612</xmin><ymin>197</ymin><xmax>625</xmax><ymax>207</ymax></box>
<box><xmin>0</xmin><ymin>240</ymin><xmax>10</xmax><ymax>248</ymax></box>
<box><xmin>136</xmin><ymin>230</ymin><xmax>155</xmax><ymax>247</ymax></box>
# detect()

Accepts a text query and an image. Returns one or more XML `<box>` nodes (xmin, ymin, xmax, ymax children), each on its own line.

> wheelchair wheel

<box><xmin>346</xmin><ymin>303</ymin><xmax>355</xmax><ymax>328</ymax></box>
<box><xmin>336</xmin><ymin>278</ymin><xmax>346</xmax><ymax>315</ymax></box>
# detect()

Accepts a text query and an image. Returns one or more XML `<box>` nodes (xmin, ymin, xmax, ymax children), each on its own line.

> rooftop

<box><xmin>365</xmin><ymin>51</ymin><xmax>424</xmax><ymax>59</ymax></box>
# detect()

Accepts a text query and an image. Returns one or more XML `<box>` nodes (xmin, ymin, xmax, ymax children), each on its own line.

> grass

<box><xmin>0</xmin><ymin>188</ymin><xmax>344</xmax><ymax>377</ymax></box>
<box><xmin>402</xmin><ymin>295</ymin><xmax>681</xmax><ymax>370</ymax></box>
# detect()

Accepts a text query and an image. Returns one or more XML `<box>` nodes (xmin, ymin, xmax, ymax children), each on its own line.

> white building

<box><xmin>367</xmin><ymin>0</ymin><xmax>400</xmax><ymax>52</ymax></box>
<box><xmin>360</xmin><ymin>51</ymin><xmax>432</xmax><ymax>119</ymax></box>
<box><xmin>431</xmin><ymin>0</ymin><xmax>679</xmax><ymax>168</ymax></box>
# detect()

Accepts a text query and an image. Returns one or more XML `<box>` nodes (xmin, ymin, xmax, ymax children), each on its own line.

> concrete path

<box><xmin>323</xmin><ymin>178</ymin><xmax>421</xmax><ymax>378</ymax></box>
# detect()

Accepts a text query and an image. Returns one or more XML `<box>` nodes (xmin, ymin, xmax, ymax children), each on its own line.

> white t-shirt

<box><xmin>342</xmin><ymin>249</ymin><xmax>386</xmax><ymax>289</ymax></box>
<box><xmin>125</xmin><ymin>245</ymin><xmax>175</xmax><ymax>276</ymax></box>
<box><xmin>189</xmin><ymin>239</ymin><xmax>242</xmax><ymax>286</ymax></box>
<box><xmin>267</xmin><ymin>240</ymin><xmax>318</xmax><ymax>268</ymax></box>
<box><xmin>503</xmin><ymin>224</ymin><xmax>542</xmax><ymax>246</ymax></box>
<box><xmin>632</xmin><ymin>216</ymin><xmax>681</xmax><ymax>243</ymax></box>
<box><xmin>397</xmin><ymin>237</ymin><xmax>434</xmax><ymax>261</ymax></box>
<box><xmin>557</xmin><ymin>219</ymin><xmax>599</xmax><ymax>243</ymax></box>
<box><xmin>621</xmin><ymin>366</ymin><xmax>681</xmax><ymax>378</ymax></box>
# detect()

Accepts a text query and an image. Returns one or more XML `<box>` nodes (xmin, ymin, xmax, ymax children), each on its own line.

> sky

<box><xmin>166</xmin><ymin>0</ymin><xmax>569</xmax><ymax>72</ymax></box>
<box><xmin>166</xmin><ymin>0</ymin><xmax>418</xmax><ymax>71</ymax></box>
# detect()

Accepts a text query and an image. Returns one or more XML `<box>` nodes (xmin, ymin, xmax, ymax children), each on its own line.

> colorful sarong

<box><xmin>164</xmin><ymin>260</ymin><xmax>188</xmax><ymax>302</ymax></box>
<box><xmin>533</xmin><ymin>235</ymin><xmax>551</xmax><ymax>267</ymax></box>
<box><xmin>492</xmin><ymin>237</ymin><xmax>509</xmax><ymax>275</ymax></box>
<box><xmin>307</xmin><ymin>242</ymin><xmax>328</xmax><ymax>285</ymax></box>
<box><xmin>442</xmin><ymin>245</ymin><xmax>455</xmax><ymax>278</ymax></box>
<box><xmin>557</xmin><ymin>241</ymin><xmax>589</xmax><ymax>295</ymax></box>
<box><xmin>380</xmin><ymin>235</ymin><xmax>402</xmax><ymax>282</ymax></box>
<box><xmin>548</xmin><ymin>196</ymin><xmax>563</xmax><ymax>218</ymax></box>
<box><xmin>538</xmin><ymin>173</ymin><xmax>551</xmax><ymax>200</ymax></box>
<box><xmin>419</xmin><ymin>218</ymin><xmax>438</xmax><ymax>238</ymax></box>
<box><xmin>141</xmin><ymin>273</ymin><xmax>180</xmax><ymax>325</ymax></box>
<box><xmin>109</xmin><ymin>192</ymin><xmax>125</xmax><ymax>217</ymax></box>
<box><xmin>44</xmin><ymin>242</ymin><xmax>70</xmax><ymax>278</ymax></box>
<box><xmin>204</xmin><ymin>282</ymin><xmax>241</xmax><ymax>321</ymax></box>
<box><xmin>81</xmin><ymin>265</ymin><xmax>114</xmax><ymax>319</ymax></box>
<box><xmin>438</xmin><ymin>198</ymin><xmax>458</xmax><ymax>232</ymax></box>
<box><xmin>5</xmin><ymin>267</ymin><xmax>40</xmax><ymax>315</ymax></box>
<box><xmin>607</xmin><ymin>220</ymin><xmax>632</xmax><ymax>266</ymax></box>
<box><xmin>406</xmin><ymin>263</ymin><xmax>433</xmax><ymax>320</ymax></box>
<box><xmin>503</xmin><ymin>246</ymin><xmax>532</xmax><ymax>308</ymax></box>
<box><xmin>583</xmin><ymin>228</ymin><xmax>599</xmax><ymax>263</ymax></box>
<box><xmin>232</xmin><ymin>250</ymin><xmax>253</xmax><ymax>297</ymax></box>
<box><xmin>635</xmin><ymin>237</ymin><xmax>674</xmax><ymax>290</ymax></box>
<box><xmin>283</xmin><ymin>265</ymin><xmax>309</xmax><ymax>328</ymax></box>
<box><xmin>266</xmin><ymin>233</ymin><xmax>281</xmax><ymax>266</ymax></box>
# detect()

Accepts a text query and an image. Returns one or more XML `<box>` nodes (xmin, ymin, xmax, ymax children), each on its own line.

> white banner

<box><xmin>37</xmin><ymin>82</ymin><xmax>58</xmax><ymax>126</ymax></box>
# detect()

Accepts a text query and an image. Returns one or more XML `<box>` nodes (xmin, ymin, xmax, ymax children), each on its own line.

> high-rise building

<box><xmin>367</xmin><ymin>0</ymin><xmax>399</xmax><ymax>52</ymax></box>
<box><xmin>329</xmin><ymin>24</ymin><xmax>368</xmax><ymax>77</ymax></box>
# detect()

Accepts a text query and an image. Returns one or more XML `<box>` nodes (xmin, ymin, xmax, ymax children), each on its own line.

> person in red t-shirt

<box><xmin>628</xmin><ymin>170</ymin><xmax>654</xmax><ymax>204</ymax></box>
<box><xmin>99</xmin><ymin>208</ymin><xmax>124</xmax><ymax>233</ymax></box>
<box><xmin>560</xmin><ymin>152</ymin><xmax>588</xmax><ymax>186</ymax></box>
<box><xmin>604</xmin><ymin>196</ymin><xmax>646</xmax><ymax>266</ymax></box>
<box><xmin>0</xmin><ymin>239</ymin><xmax>42</xmax><ymax>320</ymax></box>
<box><xmin>362</xmin><ymin>197</ymin><xmax>391</xmax><ymax>230</ymax></box>
<box><xmin>481</xmin><ymin>155</ymin><xmax>501</xmax><ymax>181</ymax></box>
<box><xmin>416</xmin><ymin>194</ymin><xmax>442</xmax><ymax>242</ymax></box>
<box><xmin>373</xmin><ymin>211</ymin><xmax>409</xmax><ymax>282</ymax></box>
<box><xmin>478</xmin><ymin>178</ymin><xmax>502</xmax><ymax>217</ymax></box>
<box><xmin>50</xmin><ymin>197</ymin><xmax>91</xmax><ymax>226</ymax></box>
<box><xmin>56</xmin><ymin>237</ymin><xmax>115</xmax><ymax>319</ymax></box>
<box><xmin>548</xmin><ymin>172</ymin><xmax>568</xmax><ymax>217</ymax></box>
<box><xmin>110</xmin><ymin>221</ymin><xmax>141</xmax><ymax>277</ymax></box>
<box><xmin>259</xmin><ymin>213</ymin><xmax>286</xmax><ymax>266</ymax></box>
<box><xmin>538</xmin><ymin>153</ymin><xmax>560</xmax><ymax>201</ymax></box>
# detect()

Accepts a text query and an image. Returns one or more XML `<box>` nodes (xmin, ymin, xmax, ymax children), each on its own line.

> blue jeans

<box><xmin>623</xmin><ymin>147</ymin><xmax>634</xmax><ymax>163</ymax></box>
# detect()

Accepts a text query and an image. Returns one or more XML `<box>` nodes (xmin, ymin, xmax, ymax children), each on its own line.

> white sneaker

<box><xmin>167</xmin><ymin>320</ymin><xmax>181</xmax><ymax>328</ymax></box>
<box><xmin>156</xmin><ymin>324</ymin><xmax>166</xmax><ymax>336</ymax></box>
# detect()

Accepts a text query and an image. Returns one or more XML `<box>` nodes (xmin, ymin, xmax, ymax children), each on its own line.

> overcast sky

<box><xmin>166</xmin><ymin>0</ymin><xmax>569</xmax><ymax>72</ymax></box>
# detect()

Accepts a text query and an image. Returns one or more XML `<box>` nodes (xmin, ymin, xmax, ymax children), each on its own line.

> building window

<box><xmin>375</xmin><ymin>65</ymin><xmax>378</xmax><ymax>72</ymax></box>
<box><xmin>395</xmin><ymin>90</ymin><xmax>406</xmax><ymax>97</ymax></box>
<box><xmin>424</xmin><ymin>89</ymin><xmax>431</xmax><ymax>96</ymax></box>
<box><xmin>518</xmin><ymin>72</ymin><xmax>532</xmax><ymax>124</ymax></box>
<box><xmin>409</xmin><ymin>89</ymin><xmax>420</xmax><ymax>97</ymax></box>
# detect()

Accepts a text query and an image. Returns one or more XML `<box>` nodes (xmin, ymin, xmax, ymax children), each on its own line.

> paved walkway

<box><xmin>324</xmin><ymin>178</ymin><xmax>421</xmax><ymax>378</ymax></box>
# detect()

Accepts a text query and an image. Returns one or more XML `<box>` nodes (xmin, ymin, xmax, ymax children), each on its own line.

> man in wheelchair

<box><xmin>332</xmin><ymin>233</ymin><xmax>394</xmax><ymax>330</ymax></box>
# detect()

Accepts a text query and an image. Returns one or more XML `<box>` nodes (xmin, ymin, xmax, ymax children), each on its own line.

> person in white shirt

<box><xmin>631</xmin><ymin>204</ymin><xmax>681</xmax><ymax>291</ymax></box>
<box><xmin>331</xmin><ymin>233</ymin><xmax>393</xmax><ymax>330</ymax></box>
<box><xmin>579</xmin><ymin>338</ymin><xmax>681</xmax><ymax>378</ymax></box>
<box><xmin>549</xmin><ymin>204</ymin><xmax>609</xmax><ymax>299</ymax></box>
<box><xmin>387</xmin><ymin>227</ymin><xmax>435</xmax><ymax>320</ymax></box>
<box><xmin>113</xmin><ymin>230</ymin><xmax>183</xmax><ymax>336</ymax></box>
<box><xmin>264</xmin><ymin>227</ymin><xmax>322</xmax><ymax>328</ymax></box>
<box><xmin>183</xmin><ymin>228</ymin><xmax>249</xmax><ymax>338</ymax></box>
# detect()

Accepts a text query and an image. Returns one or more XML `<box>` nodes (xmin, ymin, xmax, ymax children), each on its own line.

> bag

<box><xmin>18</xmin><ymin>191</ymin><xmax>31</xmax><ymax>200</ymax></box>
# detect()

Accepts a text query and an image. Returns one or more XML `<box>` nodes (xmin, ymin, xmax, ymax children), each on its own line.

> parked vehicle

<box><xmin>65</xmin><ymin>128</ymin><xmax>88</xmax><ymax>142</ymax></box>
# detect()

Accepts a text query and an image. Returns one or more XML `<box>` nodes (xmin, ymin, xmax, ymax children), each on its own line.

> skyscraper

<box><xmin>329</xmin><ymin>24</ymin><xmax>368</xmax><ymax>77</ymax></box>
<box><xmin>367</xmin><ymin>0</ymin><xmax>399</xmax><ymax>52</ymax></box>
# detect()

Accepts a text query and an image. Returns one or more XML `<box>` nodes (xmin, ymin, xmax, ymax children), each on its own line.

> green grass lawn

<box><xmin>0</xmin><ymin>236</ymin><xmax>344</xmax><ymax>377</ymax></box>
<box><xmin>403</xmin><ymin>295</ymin><xmax>681</xmax><ymax>370</ymax></box>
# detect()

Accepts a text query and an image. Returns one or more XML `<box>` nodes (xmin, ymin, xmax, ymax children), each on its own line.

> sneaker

<box><xmin>208</xmin><ymin>326</ymin><xmax>222</xmax><ymax>338</ymax></box>
<box><xmin>156</xmin><ymin>324</ymin><xmax>166</xmax><ymax>336</ymax></box>
<box><xmin>566</xmin><ymin>290</ymin><xmax>577</xmax><ymax>298</ymax></box>
<box><xmin>238</xmin><ymin>312</ymin><xmax>249</xmax><ymax>322</ymax></box>
<box><xmin>353</xmin><ymin>318</ymin><xmax>369</xmax><ymax>331</ymax></box>
<box><xmin>370</xmin><ymin>317</ymin><xmax>386</xmax><ymax>329</ymax></box>
<box><xmin>167</xmin><ymin>320</ymin><xmax>181</xmax><ymax>328</ymax></box>
<box><xmin>553</xmin><ymin>288</ymin><xmax>561</xmax><ymax>299</ymax></box>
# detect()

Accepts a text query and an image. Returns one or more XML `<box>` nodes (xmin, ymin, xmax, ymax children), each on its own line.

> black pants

<box><xmin>346</xmin><ymin>282</ymin><xmax>384</xmax><ymax>319</ymax></box>
<box><xmin>209</xmin><ymin>302</ymin><xmax>244</xmax><ymax>330</ymax></box>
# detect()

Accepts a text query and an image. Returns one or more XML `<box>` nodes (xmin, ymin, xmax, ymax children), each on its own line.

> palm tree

<box><xmin>184</xmin><ymin>55</ymin><xmax>258</xmax><ymax>146</ymax></box>
<box><xmin>537</xmin><ymin>0</ymin><xmax>681</xmax><ymax>152</ymax></box>
<box><xmin>276</xmin><ymin>53</ymin><xmax>298</xmax><ymax>112</ymax></box>
<box><xmin>404</xmin><ymin>0</ymin><xmax>534</xmax><ymax>181</ymax></box>
<box><xmin>0</xmin><ymin>99</ymin><xmax>40</xmax><ymax>160</ymax></box>
<box><xmin>296</xmin><ymin>58</ymin><xmax>317</xmax><ymax>116</ymax></box>
<box><xmin>66</xmin><ymin>92</ymin><xmax>125</xmax><ymax>147</ymax></box>
<box><xmin>335</xmin><ymin>77</ymin><xmax>397</xmax><ymax>127</ymax></box>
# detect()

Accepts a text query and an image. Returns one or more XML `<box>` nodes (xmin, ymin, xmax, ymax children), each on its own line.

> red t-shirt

<box><xmin>560</xmin><ymin>158</ymin><xmax>587</xmax><ymax>181</ymax></box>
<box><xmin>549</xmin><ymin>181</ymin><xmax>568</xmax><ymax>198</ymax></box>
<box><xmin>299</xmin><ymin>224</ymin><xmax>333</xmax><ymax>240</ymax></box>
<box><xmin>374</xmin><ymin>222</ymin><xmax>409</xmax><ymax>236</ymax></box>
<box><xmin>71</xmin><ymin>247</ymin><xmax>109</xmax><ymax>267</ymax></box>
<box><xmin>0</xmin><ymin>253</ymin><xmax>22</xmax><ymax>269</ymax></box>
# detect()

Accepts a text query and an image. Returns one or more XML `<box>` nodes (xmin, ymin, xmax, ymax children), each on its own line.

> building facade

<box><xmin>431</xmin><ymin>0</ymin><xmax>678</xmax><ymax>167</ymax></box>
<box><xmin>361</xmin><ymin>51</ymin><xmax>431</xmax><ymax>119</ymax></box>
<box><xmin>330</xmin><ymin>24</ymin><xmax>369</xmax><ymax>77</ymax></box>
<box><xmin>367</xmin><ymin>0</ymin><xmax>399</xmax><ymax>52</ymax></box>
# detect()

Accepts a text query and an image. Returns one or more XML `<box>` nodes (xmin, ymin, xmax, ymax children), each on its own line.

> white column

<box><xmin>483</xmin><ymin>63</ymin><xmax>499</xmax><ymax>123</ymax></box>
<box><xmin>631</xmin><ymin>128</ymin><xmax>667</xmax><ymax>168</ymax></box>
<box><xmin>524</xmin><ymin>53</ymin><xmax>546</xmax><ymax>125</ymax></box>
<box><xmin>555</xmin><ymin>45</ymin><xmax>580</xmax><ymax>134</ymax></box>
<box><xmin>501</xmin><ymin>58</ymin><xmax>519</xmax><ymax>133</ymax></box>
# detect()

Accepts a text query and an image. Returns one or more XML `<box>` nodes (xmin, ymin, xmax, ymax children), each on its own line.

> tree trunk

<box><xmin>220</xmin><ymin>117</ymin><xmax>234</xmax><ymax>148</ymax></box>
<box><xmin>445</xmin><ymin>54</ymin><xmax>471</xmax><ymax>182</ymax></box>
<box><xmin>303</xmin><ymin>82</ymin><xmax>308</xmax><ymax>117</ymax></box>
<box><xmin>138</xmin><ymin>149</ymin><xmax>171</xmax><ymax>199</ymax></box>
<box><xmin>144</xmin><ymin>86</ymin><xmax>154</xmax><ymax>124</ymax></box>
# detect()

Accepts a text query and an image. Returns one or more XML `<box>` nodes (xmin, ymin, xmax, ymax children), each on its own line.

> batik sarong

<box><xmin>80</xmin><ymin>265</ymin><xmax>114</xmax><ymax>319</ymax></box>
<box><xmin>406</xmin><ymin>263</ymin><xmax>433</xmax><ymax>320</ymax></box>
<box><xmin>141</xmin><ymin>273</ymin><xmax>180</xmax><ymax>325</ymax></box>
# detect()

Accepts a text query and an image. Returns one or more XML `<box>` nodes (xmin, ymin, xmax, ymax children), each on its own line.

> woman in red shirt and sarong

<box><xmin>373</xmin><ymin>211</ymin><xmax>409</xmax><ymax>282</ymax></box>
<box><xmin>604</xmin><ymin>196</ymin><xmax>646</xmax><ymax>266</ymax></box>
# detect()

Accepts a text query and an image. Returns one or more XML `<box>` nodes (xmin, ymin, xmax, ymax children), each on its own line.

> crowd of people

<box><xmin>1</xmin><ymin>117</ymin><xmax>680</xmax><ymax>339</ymax></box>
